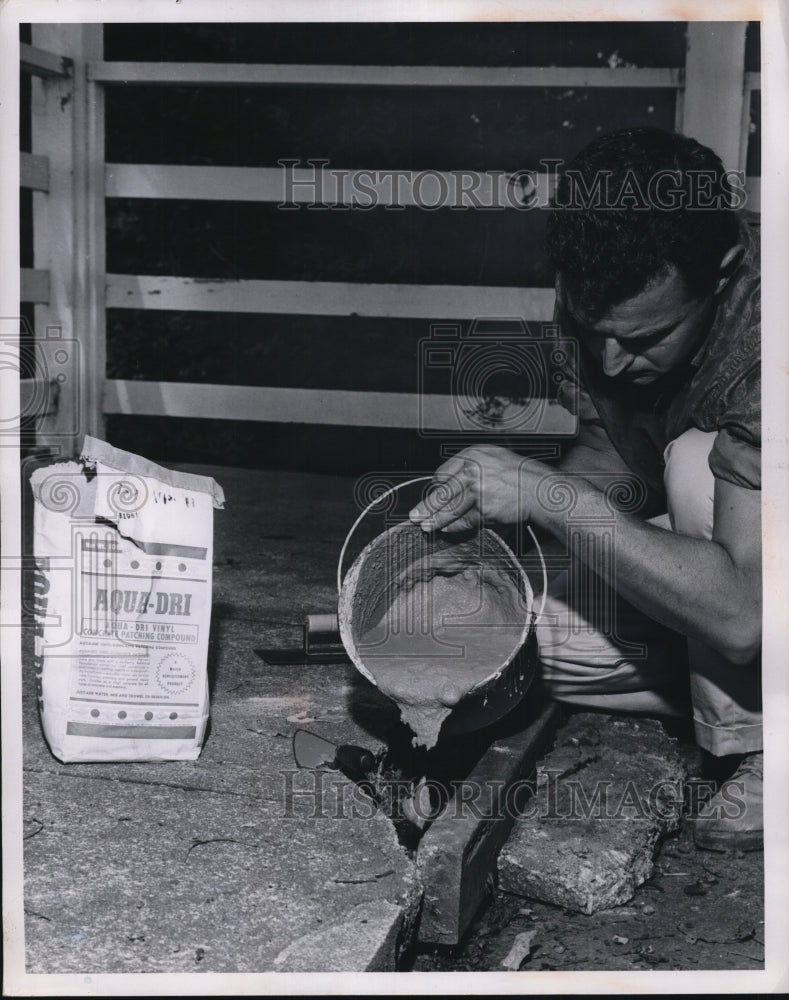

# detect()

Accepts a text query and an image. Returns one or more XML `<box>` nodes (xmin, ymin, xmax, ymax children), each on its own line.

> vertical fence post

<box><xmin>31</xmin><ymin>24</ymin><xmax>105</xmax><ymax>458</ymax></box>
<box><xmin>681</xmin><ymin>22</ymin><xmax>748</xmax><ymax>172</ymax></box>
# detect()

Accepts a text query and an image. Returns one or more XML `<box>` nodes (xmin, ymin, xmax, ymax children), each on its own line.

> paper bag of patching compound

<box><xmin>30</xmin><ymin>436</ymin><xmax>225</xmax><ymax>763</ymax></box>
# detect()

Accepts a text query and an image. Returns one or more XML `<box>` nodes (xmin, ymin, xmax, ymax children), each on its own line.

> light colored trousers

<box><xmin>538</xmin><ymin>428</ymin><xmax>762</xmax><ymax>757</ymax></box>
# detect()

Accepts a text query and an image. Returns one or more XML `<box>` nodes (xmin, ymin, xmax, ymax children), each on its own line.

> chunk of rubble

<box><xmin>498</xmin><ymin>713</ymin><xmax>686</xmax><ymax>914</ymax></box>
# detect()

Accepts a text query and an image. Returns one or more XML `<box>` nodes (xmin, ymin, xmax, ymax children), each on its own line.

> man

<box><xmin>409</xmin><ymin>127</ymin><xmax>762</xmax><ymax>851</ymax></box>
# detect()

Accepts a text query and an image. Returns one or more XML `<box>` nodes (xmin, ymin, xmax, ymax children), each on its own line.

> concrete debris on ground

<box><xmin>498</xmin><ymin>713</ymin><xmax>687</xmax><ymax>914</ymax></box>
<box><xmin>499</xmin><ymin>928</ymin><xmax>538</xmax><ymax>969</ymax></box>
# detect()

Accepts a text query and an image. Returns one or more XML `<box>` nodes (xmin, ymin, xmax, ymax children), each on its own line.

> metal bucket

<box><xmin>338</xmin><ymin>518</ymin><xmax>539</xmax><ymax>740</ymax></box>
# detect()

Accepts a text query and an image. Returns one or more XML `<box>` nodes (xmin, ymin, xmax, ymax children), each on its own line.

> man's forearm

<box><xmin>526</xmin><ymin>465</ymin><xmax>760</xmax><ymax>665</ymax></box>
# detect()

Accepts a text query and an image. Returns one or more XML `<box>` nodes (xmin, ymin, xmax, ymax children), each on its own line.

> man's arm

<box><xmin>530</xmin><ymin>466</ymin><xmax>762</xmax><ymax>666</ymax></box>
<box><xmin>409</xmin><ymin>448</ymin><xmax>761</xmax><ymax>667</ymax></box>
<box><xmin>557</xmin><ymin>419</ymin><xmax>634</xmax><ymax>477</ymax></box>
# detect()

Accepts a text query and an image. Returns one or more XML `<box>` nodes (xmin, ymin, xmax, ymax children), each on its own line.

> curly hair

<box><xmin>544</xmin><ymin>127</ymin><xmax>741</xmax><ymax>322</ymax></box>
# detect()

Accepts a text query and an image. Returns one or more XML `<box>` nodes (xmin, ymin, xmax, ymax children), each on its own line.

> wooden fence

<box><xmin>20</xmin><ymin>22</ymin><xmax>760</xmax><ymax>461</ymax></box>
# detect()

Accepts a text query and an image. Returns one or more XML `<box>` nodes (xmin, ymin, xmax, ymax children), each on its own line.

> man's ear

<box><xmin>714</xmin><ymin>244</ymin><xmax>746</xmax><ymax>295</ymax></box>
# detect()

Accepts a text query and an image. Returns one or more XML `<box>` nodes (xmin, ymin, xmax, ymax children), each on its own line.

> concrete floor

<box><xmin>22</xmin><ymin>464</ymin><xmax>424</xmax><ymax>973</ymax></box>
<box><xmin>17</xmin><ymin>459</ymin><xmax>768</xmax><ymax>982</ymax></box>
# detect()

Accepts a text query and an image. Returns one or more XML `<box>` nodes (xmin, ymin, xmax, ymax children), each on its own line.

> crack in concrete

<box><xmin>23</xmin><ymin>766</ymin><xmax>279</xmax><ymax>802</ymax></box>
<box><xmin>185</xmin><ymin>837</ymin><xmax>268</xmax><ymax>861</ymax></box>
<box><xmin>332</xmin><ymin>869</ymin><xmax>396</xmax><ymax>884</ymax></box>
<box><xmin>538</xmin><ymin>751</ymin><xmax>601</xmax><ymax>782</ymax></box>
<box><xmin>23</xmin><ymin>818</ymin><xmax>45</xmax><ymax>840</ymax></box>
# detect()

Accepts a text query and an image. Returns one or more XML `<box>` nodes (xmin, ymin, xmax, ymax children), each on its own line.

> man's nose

<box><xmin>602</xmin><ymin>337</ymin><xmax>632</xmax><ymax>377</ymax></box>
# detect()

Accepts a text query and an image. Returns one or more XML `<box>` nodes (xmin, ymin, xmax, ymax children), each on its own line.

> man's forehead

<box><xmin>563</xmin><ymin>267</ymin><xmax>697</xmax><ymax>337</ymax></box>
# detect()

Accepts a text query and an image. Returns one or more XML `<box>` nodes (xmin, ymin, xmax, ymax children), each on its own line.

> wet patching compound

<box><xmin>339</xmin><ymin>523</ymin><xmax>534</xmax><ymax>749</ymax></box>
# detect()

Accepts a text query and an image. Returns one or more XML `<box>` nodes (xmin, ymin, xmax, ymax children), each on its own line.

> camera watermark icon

<box><xmin>417</xmin><ymin>317</ymin><xmax>578</xmax><ymax>442</ymax></box>
<box><xmin>0</xmin><ymin>316</ymin><xmax>80</xmax><ymax>446</ymax></box>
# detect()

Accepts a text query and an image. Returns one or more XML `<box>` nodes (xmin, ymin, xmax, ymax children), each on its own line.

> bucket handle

<box><xmin>336</xmin><ymin>474</ymin><xmax>548</xmax><ymax>619</ymax></box>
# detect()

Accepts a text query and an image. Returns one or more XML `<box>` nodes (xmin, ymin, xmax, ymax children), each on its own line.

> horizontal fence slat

<box><xmin>106</xmin><ymin>274</ymin><xmax>555</xmax><ymax>320</ymax></box>
<box><xmin>21</xmin><ymin>42</ymin><xmax>72</xmax><ymax>78</ymax></box>
<box><xmin>21</xmin><ymin>269</ymin><xmax>50</xmax><ymax>304</ymax></box>
<box><xmin>90</xmin><ymin>61</ymin><xmax>682</xmax><ymax>89</ymax></box>
<box><xmin>20</xmin><ymin>378</ymin><xmax>59</xmax><ymax>417</ymax></box>
<box><xmin>106</xmin><ymin>163</ymin><xmax>554</xmax><ymax>208</ymax></box>
<box><xmin>20</xmin><ymin>152</ymin><xmax>50</xmax><ymax>192</ymax></box>
<box><xmin>104</xmin><ymin>379</ymin><xmax>576</xmax><ymax>434</ymax></box>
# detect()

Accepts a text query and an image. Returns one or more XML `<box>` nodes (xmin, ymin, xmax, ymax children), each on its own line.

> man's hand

<box><xmin>408</xmin><ymin>446</ymin><xmax>540</xmax><ymax>533</ymax></box>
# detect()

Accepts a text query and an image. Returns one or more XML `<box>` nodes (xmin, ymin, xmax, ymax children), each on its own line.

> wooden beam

<box><xmin>89</xmin><ymin>61</ymin><xmax>681</xmax><ymax>89</ymax></box>
<box><xmin>682</xmin><ymin>23</ymin><xmax>747</xmax><ymax>172</ymax></box>
<box><xmin>20</xmin><ymin>153</ymin><xmax>50</xmax><ymax>192</ymax></box>
<box><xmin>105</xmin><ymin>163</ymin><xmax>554</xmax><ymax>209</ymax></box>
<box><xmin>21</xmin><ymin>42</ymin><xmax>72</xmax><ymax>79</ymax></box>
<box><xmin>21</xmin><ymin>269</ymin><xmax>49</xmax><ymax>304</ymax></box>
<box><xmin>102</xmin><ymin>380</ymin><xmax>577</xmax><ymax>435</ymax></box>
<box><xmin>417</xmin><ymin>700</ymin><xmax>561</xmax><ymax>945</ymax></box>
<box><xmin>105</xmin><ymin>275</ymin><xmax>556</xmax><ymax>321</ymax></box>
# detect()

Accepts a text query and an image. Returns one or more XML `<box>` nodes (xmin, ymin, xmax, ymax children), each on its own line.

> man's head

<box><xmin>545</xmin><ymin>126</ymin><xmax>745</xmax><ymax>384</ymax></box>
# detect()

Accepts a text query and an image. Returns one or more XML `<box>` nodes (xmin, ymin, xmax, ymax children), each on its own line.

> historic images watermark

<box><xmin>277</xmin><ymin>767</ymin><xmax>746</xmax><ymax>824</ymax></box>
<box><xmin>278</xmin><ymin>157</ymin><xmax>748</xmax><ymax>212</ymax></box>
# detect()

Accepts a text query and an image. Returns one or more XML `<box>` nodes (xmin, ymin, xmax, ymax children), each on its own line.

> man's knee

<box><xmin>663</xmin><ymin>428</ymin><xmax>716</xmax><ymax>540</ymax></box>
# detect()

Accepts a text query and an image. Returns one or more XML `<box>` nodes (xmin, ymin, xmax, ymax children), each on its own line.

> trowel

<box><xmin>292</xmin><ymin>729</ymin><xmax>440</xmax><ymax>833</ymax></box>
<box><xmin>292</xmin><ymin>728</ymin><xmax>376</xmax><ymax>784</ymax></box>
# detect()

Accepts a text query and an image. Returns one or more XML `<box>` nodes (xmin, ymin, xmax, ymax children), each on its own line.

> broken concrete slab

<box><xmin>498</xmin><ymin>713</ymin><xmax>686</xmax><ymax>915</ymax></box>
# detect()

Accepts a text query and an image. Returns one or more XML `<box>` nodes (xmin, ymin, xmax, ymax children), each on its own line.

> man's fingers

<box><xmin>430</xmin><ymin>511</ymin><xmax>481</xmax><ymax>534</ymax></box>
<box><xmin>431</xmin><ymin>455</ymin><xmax>468</xmax><ymax>485</ymax></box>
<box><xmin>413</xmin><ymin>489</ymin><xmax>477</xmax><ymax>533</ymax></box>
<box><xmin>409</xmin><ymin>470</ymin><xmax>468</xmax><ymax>524</ymax></box>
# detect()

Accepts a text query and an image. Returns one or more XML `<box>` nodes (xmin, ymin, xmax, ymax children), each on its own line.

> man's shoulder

<box><xmin>691</xmin><ymin>212</ymin><xmax>761</xmax><ymax>442</ymax></box>
<box><xmin>708</xmin><ymin>211</ymin><xmax>760</xmax><ymax>352</ymax></box>
<box><xmin>738</xmin><ymin>209</ymin><xmax>761</xmax><ymax>265</ymax></box>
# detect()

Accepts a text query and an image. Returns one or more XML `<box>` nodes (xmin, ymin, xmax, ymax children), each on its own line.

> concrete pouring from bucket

<box><xmin>338</xmin><ymin>520</ymin><xmax>537</xmax><ymax>750</ymax></box>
